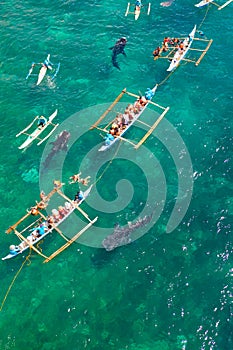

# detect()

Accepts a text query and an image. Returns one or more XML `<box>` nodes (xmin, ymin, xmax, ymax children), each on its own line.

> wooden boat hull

<box><xmin>18</xmin><ymin>109</ymin><xmax>58</xmax><ymax>150</ymax></box>
<box><xmin>2</xmin><ymin>186</ymin><xmax>92</xmax><ymax>261</ymax></box>
<box><xmin>167</xmin><ymin>25</ymin><xmax>197</xmax><ymax>72</ymax></box>
<box><xmin>195</xmin><ymin>0</ymin><xmax>213</xmax><ymax>7</ymax></box>
<box><xmin>98</xmin><ymin>85</ymin><xmax>158</xmax><ymax>152</ymax></box>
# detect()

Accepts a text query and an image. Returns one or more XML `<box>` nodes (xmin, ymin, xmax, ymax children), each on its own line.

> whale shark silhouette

<box><xmin>42</xmin><ymin>130</ymin><xmax>70</xmax><ymax>169</ymax></box>
<box><xmin>109</xmin><ymin>37</ymin><xmax>127</xmax><ymax>70</ymax></box>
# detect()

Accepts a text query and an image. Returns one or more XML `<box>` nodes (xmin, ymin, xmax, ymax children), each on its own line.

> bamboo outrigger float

<box><xmin>195</xmin><ymin>0</ymin><xmax>232</xmax><ymax>10</ymax></box>
<box><xmin>2</xmin><ymin>181</ymin><xmax>98</xmax><ymax>263</ymax></box>
<box><xmin>153</xmin><ymin>26</ymin><xmax>213</xmax><ymax>70</ymax></box>
<box><xmin>90</xmin><ymin>86</ymin><xmax>169</xmax><ymax>151</ymax></box>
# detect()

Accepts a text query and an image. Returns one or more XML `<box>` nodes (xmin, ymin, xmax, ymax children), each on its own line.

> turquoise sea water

<box><xmin>0</xmin><ymin>1</ymin><xmax>232</xmax><ymax>349</ymax></box>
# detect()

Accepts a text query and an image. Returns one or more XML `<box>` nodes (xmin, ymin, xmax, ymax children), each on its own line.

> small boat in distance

<box><xmin>195</xmin><ymin>0</ymin><xmax>232</xmax><ymax>9</ymax></box>
<box><xmin>125</xmin><ymin>1</ymin><xmax>151</xmax><ymax>20</ymax></box>
<box><xmin>195</xmin><ymin>0</ymin><xmax>214</xmax><ymax>7</ymax></box>
<box><xmin>26</xmin><ymin>54</ymin><xmax>60</xmax><ymax>86</ymax></box>
<box><xmin>167</xmin><ymin>25</ymin><xmax>197</xmax><ymax>72</ymax></box>
<box><xmin>16</xmin><ymin>109</ymin><xmax>59</xmax><ymax>150</ymax></box>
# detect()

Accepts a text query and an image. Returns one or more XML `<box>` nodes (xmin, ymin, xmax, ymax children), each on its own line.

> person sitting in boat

<box><xmin>74</xmin><ymin>190</ymin><xmax>84</xmax><ymax>202</ymax></box>
<box><xmin>138</xmin><ymin>96</ymin><xmax>147</xmax><ymax>106</ymax></box>
<box><xmin>58</xmin><ymin>205</ymin><xmax>66</xmax><ymax>218</ymax></box>
<box><xmin>37</xmin><ymin>116</ymin><xmax>47</xmax><ymax>129</ymax></box>
<box><xmin>65</xmin><ymin>201</ymin><xmax>72</xmax><ymax>212</ymax></box>
<box><xmin>9</xmin><ymin>245</ymin><xmax>21</xmax><ymax>255</ymax></box>
<box><xmin>179</xmin><ymin>42</ymin><xmax>184</xmax><ymax>51</ymax></box>
<box><xmin>52</xmin><ymin>209</ymin><xmax>60</xmax><ymax>222</ymax></box>
<box><xmin>122</xmin><ymin>114</ymin><xmax>129</xmax><ymax>127</ymax></box>
<box><xmin>43</xmin><ymin>58</ymin><xmax>53</xmax><ymax>70</ymax></box>
<box><xmin>47</xmin><ymin>215</ymin><xmax>55</xmax><ymax>229</ymax></box>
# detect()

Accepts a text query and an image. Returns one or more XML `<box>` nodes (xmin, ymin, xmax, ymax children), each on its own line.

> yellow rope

<box><xmin>158</xmin><ymin>70</ymin><xmax>174</xmax><ymax>87</ymax></box>
<box><xmin>198</xmin><ymin>5</ymin><xmax>210</xmax><ymax>31</ymax></box>
<box><xmin>0</xmin><ymin>252</ymin><xmax>32</xmax><ymax>312</ymax></box>
<box><xmin>92</xmin><ymin>140</ymin><xmax>123</xmax><ymax>187</ymax></box>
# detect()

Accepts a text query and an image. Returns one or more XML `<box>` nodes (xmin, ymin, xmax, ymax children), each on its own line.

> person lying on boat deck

<box><xmin>145</xmin><ymin>87</ymin><xmax>155</xmax><ymax>100</ymax></box>
<box><xmin>37</xmin><ymin>116</ymin><xmax>47</xmax><ymax>129</ymax></box>
<box><xmin>74</xmin><ymin>190</ymin><xmax>84</xmax><ymax>202</ymax></box>
<box><xmin>153</xmin><ymin>47</ymin><xmax>161</xmax><ymax>57</ymax></box>
<box><xmin>9</xmin><ymin>244</ymin><xmax>21</xmax><ymax>255</ymax></box>
<box><xmin>104</xmin><ymin>133</ymin><xmax>115</xmax><ymax>145</ymax></box>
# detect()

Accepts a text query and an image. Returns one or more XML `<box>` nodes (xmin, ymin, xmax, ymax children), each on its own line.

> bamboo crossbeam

<box><xmin>134</xmin><ymin>107</ymin><xmax>169</xmax><ymax>149</ymax></box>
<box><xmin>43</xmin><ymin>217</ymin><xmax>98</xmax><ymax>263</ymax></box>
<box><xmin>6</xmin><ymin>212</ymin><xmax>32</xmax><ymax>234</ymax></box>
<box><xmin>90</xmin><ymin>89</ymin><xmax>126</xmax><ymax>129</ymax></box>
<box><xmin>56</xmin><ymin>189</ymin><xmax>92</xmax><ymax>222</ymax></box>
<box><xmin>112</xmin><ymin>135</ymin><xmax>136</xmax><ymax>146</ymax></box>
<box><xmin>193</xmin><ymin>38</ymin><xmax>210</xmax><ymax>42</ymax></box>
<box><xmin>136</xmin><ymin>119</ymin><xmax>152</xmax><ymax>128</ymax></box>
<box><xmin>218</xmin><ymin>0</ymin><xmax>232</xmax><ymax>9</ymax></box>
<box><xmin>37</xmin><ymin>123</ymin><xmax>59</xmax><ymax>145</ymax></box>
<box><xmin>195</xmin><ymin>39</ymin><xmax>213</xmax><ymax>66</ymax></box>
<box><xmin>190</xmin><ymin>48</ymin><xmax>208</xmax><ymax>52</ymax></box>
<box><xmin>38</xmin><ymin>211</ymin><xmax>70</xmax><ymax>242</ymax></box>
<box><xmin>15</xmin><ymin>229</ymin><xmax>48</xmax><ymax>259</ymax></box>
<box><xmin>148</xmin><ymin>100</ymin><xmax>166</xmax><ymax>110</ymax></box>
<box><xmin>20</xmin><ymin>217</ymin><xmax>42</xmax><ymax>235</ymax></box>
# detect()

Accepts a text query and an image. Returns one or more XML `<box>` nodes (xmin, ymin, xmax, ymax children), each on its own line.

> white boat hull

<box><xmin>18</xmin><ymin>109</ymin><xmax>58</xmax><ymax>150</ymax></box>
<box><xmin>36</xmin><ymin>54</ymin><xmax>50</xmax><ymax>85</ymax></box>
<box><xmin>195</xmin><ymin>0</ymin><xmax>213</xmax><ymax>7</ymax></box>
<box><xmin>135</xmin><ymin>7</ymin><xmax>141</xmax><ymax>20</ymax></box>
<box><xmin>167</xmin><ymin>25</ymin><xmax>197</xmax><ymax>72</ymax></box>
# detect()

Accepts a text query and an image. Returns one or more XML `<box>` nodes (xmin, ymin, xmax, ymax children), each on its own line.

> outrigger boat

<box><xmin>167</xmin><ymin>25</ymin><xmax>197</xmax><ymax>72</ymax></box>
<box><xmin>26</xmin><ymin>54</ymin><xmax>60</xmax><ymax>86</ymax></box>
<box><xmin>2</xmin><ymin>181</ymin><xmax>97</xmax><ymax>263</ymax></box>
<box><xmin>125</xmin><ymin>0</ymin><xmax>151</xmax><ymax>20</ymax></box>
<box><xmin>90</xmin><ymin>85</ymin><xmax>169</xmax><ymax>151</ymax></box>
<box><xmin>16</xmin><ymin>109</ymin><xmax>59</xmax><ymax>150</ymax></box>
<box><xmin>195</xmin><ymin>0</ymin><xmax>232</xmax><ymax>9</ymax></box>
<box><xmin>154</xmin><ymin>25</ymin><xmax>213</xmax><ymax>71</ymax></box>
